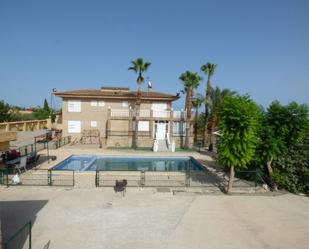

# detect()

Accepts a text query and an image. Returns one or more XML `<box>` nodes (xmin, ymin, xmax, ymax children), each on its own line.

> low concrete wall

<box><xmin>0</xmin><ymin>120</ymin><xmax>51</xmax><ymax>132</ymax></box>
<box><xmin>0</xmin><ymin>131</ymin><xmax>17</xmax><ymax>151</ymax></box>
<box><xmin>107</xmin><ymin>136</ymin><xmax>132</xmax><ymax>147</ymax></box>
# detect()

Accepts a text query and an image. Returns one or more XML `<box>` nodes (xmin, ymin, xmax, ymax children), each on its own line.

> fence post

<box><xmin>0</xmin><ymin>170</ymin><xmax>3</xmax><ymax>185</ymax></box>
<box><xmin>185</xmin><ymin>160</ymin><xmax>191</xmax><ymax>187</ymax></box>
<box><xmin>255</xmin><ymin>170</ymin><xmax>258</xmax><ymax>187</ymax></box>
<box><xmin>48</xmin><ymin>170</ymin><xmax>52</xmax><ymax>186</ymax></box>
<box><xmin>140</xmin><ymin>171</ymin><xmax>145</xmax><ymax>187</ymax></box>
<box><xmin>6</xmin><ymin>168</ymin><xmax>9</xmax><ymax>188</ymax></box>
<box><xmin>73</xmin><ymin>170</ymin><xmax>75</xmax><ymax>186</ymax></box>
<box><xmin>29</xmin><ymin>221</ymin><xmax>32</xmax><ymax>249</ymax></box>
<box><xmin>95</xmin><ymin>170</ymin><xmax>98</xmax><ymax>187</ymax></box>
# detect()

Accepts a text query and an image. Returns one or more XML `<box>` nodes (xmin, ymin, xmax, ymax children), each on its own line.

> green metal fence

<box><xmin>95</xmin><ymin>168</ymin><xmax>227</xmax><ymax>188</ymax></box>
<box><xmin>0</xmin><ymin>169</ymin><xmax>75</xmax><ymax>187</ymax></box>
<box><xmin>48</xmin><ymin>169</ymin><xmax>75</xmax><ymax>186</ymax></box>
<box><xmin>233</xmin><ymin>170</ymin><xmax>263</xmax><ymax>188</ymax></box>
<box><xmin>50</xmin><ymin>136</ymin><xmax>72</xmax><ymax>149</ymax></box>
<box><xmin>2</xmin><ymin>221</ymin><xmax>32</xmax><ymax>249</ymax></box>
<box><xmin>0</xmin><ymin>168</ymin><xmax>6</xmax><ymax>185</ymax></box>
<box><xmin>17</xmin><ymin>136</ymin><xmax>72</xmax><ymax>156</ymax></box>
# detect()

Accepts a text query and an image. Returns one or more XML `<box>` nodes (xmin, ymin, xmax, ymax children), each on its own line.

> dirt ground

<box><xmin>1</xmin><ymin>187</ymin><xmax>308</xmax><ymax>249</ymax></box>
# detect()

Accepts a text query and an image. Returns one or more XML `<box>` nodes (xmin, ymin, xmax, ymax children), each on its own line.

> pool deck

<box><xmin>35</xmin><ymin>145</ymin><xmax>229</xmax><ymax>189</ymax></box>
<box><xmin>8</xmin><ymin>145</ymin><xmax>258</xmax><ymax>191</ymax></box>
<box><xmin>1</xmin><ymin>187</ymin><xmax>308</xmax><ymax>249</ymax></box>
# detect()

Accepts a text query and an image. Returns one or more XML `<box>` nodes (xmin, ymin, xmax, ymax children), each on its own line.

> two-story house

<box><xmin>55</xmin><ymin>86</ymin><xmax>192</xmax><ymax>149</ymax></box>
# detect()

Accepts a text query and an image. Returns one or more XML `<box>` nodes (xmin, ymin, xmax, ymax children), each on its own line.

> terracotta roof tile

<box><xmin>54</xmin><ymin>89</ymin><xmax>179</xmax><ymax>101</ymax></box>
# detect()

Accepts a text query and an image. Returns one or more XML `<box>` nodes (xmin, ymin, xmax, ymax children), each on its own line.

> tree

<box><xmin>192</xmin><ymin>94</ymin><xmax>204</xmax><ymax>144</ymax></box>
<box><xmin>217</xmin><ymin>95</ymin><xmax>261</xmax><ymax>194</ymax></box>
<box><xmin>43</xmin><ymin>98</ymin><xmax>50</xmax><ymax>112</ymax></box>
<box><xmin>255</xmin><ymin>101</ymin><xmax>309</xmax><ymax>191</ymax></box>
<box><xmin>266</xmin><ymin>101</ymin><xmax>308</xmax><ymax>146</ymax></box>
<box><xmin>179</xmin><ymin>71</ymin><xmax>202</xmax><ymax>148</ymax></box>
<box><xmin>0</xmin><ymin>100</ymin><xmax>11</xmax><ymax>122</ymax></box>
<box><xmin>128</xmin><ymin>58</ymin><xmax>151</xmax><ymax>94</ymax></box>
<box><xmin>208</xmin><ymin>87</ymin><xmax>236</xmax><ymax>151</ymax></box>
<box><xmin>128</xmin><ymin>58</ymin><xmax>151</xmax><ymax>149</ymax></box>
<box><xmin>34</xmin><ymin>109</ymin><xmax>50</xmax><ymax>120</ymax></box>
<box><xmin>201</xmin><ymin>62</ymin><xmax>217</xmax><ymax>147</ymax></box>
<box><xmin>254</xmin><ymin>113</ymin><xmax>282</xmax><ymax>191</ymax></box>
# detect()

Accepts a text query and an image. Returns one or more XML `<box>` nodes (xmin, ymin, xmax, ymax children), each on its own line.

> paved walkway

<box><xmin>1</xmin><ymin>188</ymin><xmax>308</xmax><ymax>249</ymax></box>
<box><xmin>10</xmin><ymin>130</ymin><xmax>47</xmax><ymax>148</ymax></box>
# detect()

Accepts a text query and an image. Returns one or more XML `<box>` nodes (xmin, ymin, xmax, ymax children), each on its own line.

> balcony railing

<box><xmin>139</xmin><ymin>109</ymin><xmax>151</xmax><ymax>118</ymax></box>
<box><xmin>108</xmin><ymin>109</ymin><xmax>188</xmax><ymax>120</ymax></box>
<box><xmin>110</xmin><ymin>109</ymin><xmax>130</xmax><ymax>118</ymax></box>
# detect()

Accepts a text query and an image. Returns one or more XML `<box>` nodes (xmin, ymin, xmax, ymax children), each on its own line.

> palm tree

<box><xmin>179</xmin><ymin>71</ymin><xmax>202</xmax><ymax>148</ymax></box>
<box><xmin>128</xmin><ymin>58</ymin><xmax>151</xmax><ymax>149</ymax></box>
<box><xmin>192</xmin><ymin>94</ymin><xmax>204</xmax><ymax>145</ymax></box>
<box><xmin>128</xmin><ymin>58</ymin><xmax>151</xmax><ymax>95</ymax></box>
<box><xmin>201</xmin><ymin>62</ymin><xmax>217</xmax><ymax>147</ymax></box>
<box><xmin>209</xmin><ymin>86</ymin><xmax>236</xmax><ymax>150</ymax></box>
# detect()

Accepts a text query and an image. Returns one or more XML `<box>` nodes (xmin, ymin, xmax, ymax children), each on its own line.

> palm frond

<box><xmin>201</xmin><ymin>62</ymin><xmax>217</xmax><ymax>76</ymax></box>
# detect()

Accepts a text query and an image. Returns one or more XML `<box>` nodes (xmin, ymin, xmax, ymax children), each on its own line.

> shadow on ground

<box><xmin>0</xmin><ymin>200</ymin><xmax>48</xmax><ymax>248</ymax></box>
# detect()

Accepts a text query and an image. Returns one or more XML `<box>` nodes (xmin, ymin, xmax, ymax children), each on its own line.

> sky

<box><xmin>0</xmin><ymin>0</ymin><xmax>308</xmax><ymax>110</ymax></box>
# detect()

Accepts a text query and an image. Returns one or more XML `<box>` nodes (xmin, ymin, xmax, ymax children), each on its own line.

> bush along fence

<box><xmin>2</xmin><ymin>220</ymin><xmax>32</xmax><ymax>249</ymax></box>
<box><xmin>0</xmin><ymin>169</ymin><xmax>74</xmax><ymax>187</ymax></box>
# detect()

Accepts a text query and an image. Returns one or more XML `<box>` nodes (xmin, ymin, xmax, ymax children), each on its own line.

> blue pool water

<box><xmin>52</xmin><ymin>155</ymin><xmax>204</xmax><ymax>171</ymax></box>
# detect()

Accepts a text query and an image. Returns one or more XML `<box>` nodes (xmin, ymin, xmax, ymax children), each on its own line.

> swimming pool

<box><xmin>52</xmin><ymin>155</ymin><xmax>204</xmax><ymax>172</ymax></box>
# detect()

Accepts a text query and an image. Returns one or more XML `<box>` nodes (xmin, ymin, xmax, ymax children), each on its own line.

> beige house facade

<box><xmin>55</xmin><ymin>87</ymin><xmax>193</xmax><ymax>148</ymax></box>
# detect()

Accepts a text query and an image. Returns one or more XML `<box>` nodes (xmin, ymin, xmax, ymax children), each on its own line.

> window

<box><xmin>90</xmin><ymin>121</ymin><xmax>97</xmax><ymax>127</ymax></box>
<box><xmin>91</xmin><ymin>100</ymin><xmax>98</xmax><ymax>107</ymax></box>
<box><xmin>98</xmin><ymin>101</ymin><xmax>105</xmax><ymax>107</ymax></box>
<box><xmin>122</xmin><ymin>101</ymin><xmax>129</xmax><ymax>107</ymax></box>
<box><xmin>68</xmin><ymin>100</ymin><xmax>81</xmax><ymax>112</ymax></box>
<box><xmin>68</xmin><ymin>121</ymin><xmax>81</xmax><ymax>133</ymax></box>
<box><xmin>173</xmin><ymin>122</ymin><xmax>186</xmax><ymax>135</ymax></box>
<box><xmin>138</xmin><ymin>121</ymin><xmax>149</xmax><ymax>131</ymax></box>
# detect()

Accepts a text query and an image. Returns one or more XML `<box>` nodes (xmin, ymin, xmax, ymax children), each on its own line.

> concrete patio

<box><xmin>0</xmin><ymin>187</ymin><xmax>308</xmax><ymax>249</ymax></box>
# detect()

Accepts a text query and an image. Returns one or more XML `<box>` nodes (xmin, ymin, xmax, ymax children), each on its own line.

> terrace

<box><xmin>108</xmin><ymin>109</ymin><xmax>188</xmax><ymax>120</ymax></box>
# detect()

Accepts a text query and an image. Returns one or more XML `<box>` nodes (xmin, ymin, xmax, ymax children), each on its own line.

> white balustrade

<box><xmin>110</xmin><ymin>109</ymin><xmax>187</xmax><ymax>119</ymax></box>
<box><xmin>139</xmin><ymin>109</ymin><xmax>151</xmax><ymax>118</ymax></box>
<box><xmin>110</xmin><ymin>109</ymin><xmax>130</xmax><ymax>117</ymax></box>
<box><xmin>152</xmin><ymin>110</ymin><xmax>170</xmax><ymax>118</ymax></box>
<box><xmin>173</xmin><ymin>111</ymin><xmax>186</xmax><ymax>119</ymax></box>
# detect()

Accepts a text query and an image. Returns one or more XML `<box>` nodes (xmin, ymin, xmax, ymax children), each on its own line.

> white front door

<box><xmin>156</xmin><ymin>123</ymin><xmax>166</xmax><ymax>139</ymax></box>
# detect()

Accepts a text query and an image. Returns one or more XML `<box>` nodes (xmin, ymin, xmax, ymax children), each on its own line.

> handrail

<box><xmin>166</xmin><ymin>132</ymin><xmax>171</xmax><ymax>149</ymax></box>
<box><xmin>153</xmin><ymin>139</ymin><xmax>159</xmax><ymax>152</ymax></box>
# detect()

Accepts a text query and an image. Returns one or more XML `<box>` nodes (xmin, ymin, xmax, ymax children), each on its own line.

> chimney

<box><xmin>147</xmin><ymin>79</ymin><xmax>153</xmax><ymax>92</ymax></box>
